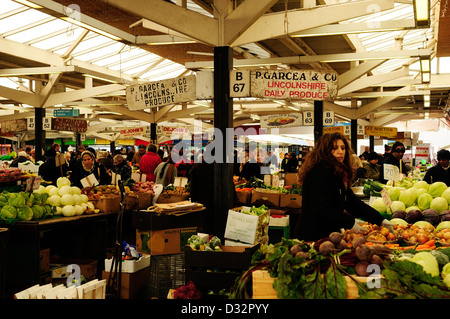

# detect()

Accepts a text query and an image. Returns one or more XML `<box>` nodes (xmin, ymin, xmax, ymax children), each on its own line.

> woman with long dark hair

<box><xmin>294</xmin><ymin>132</ymin><xmax>393</xmax><ymax>241</ymax></box>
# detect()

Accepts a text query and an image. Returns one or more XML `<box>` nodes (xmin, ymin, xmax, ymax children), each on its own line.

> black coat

<box><xmin>38</xmin><ymin>157</ymin><xmax>68</xmax><ymax>185</ymax></box>
<box><xmin>239</xmin><ymin>161</ymin><xmax>262</xmax><ymax>180</ymax></box>
<box><xmin>424</xmin><ymin>164</ymin><xmax>450</xmax><ymax>186</ymax></box>
<box><xmin>70</xmin><ymin>161</ymin><xmax>111</xmax><ymax>189</ymax></box>
<box><xmin>295</xmin><ymin>162</ymin><xmax>384</xmax><ymax>241</ymax></box>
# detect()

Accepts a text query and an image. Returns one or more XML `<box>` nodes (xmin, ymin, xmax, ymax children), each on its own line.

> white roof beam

<box><xmin>185</xmin><ymin>49</ymin><xmax>431</xmax><ymax>69</ymax></box>
<box><xmin>0</xmin><ymin>66</ymin><xmax>75</xmax><ymax>77</ymax></box>
<box><xmin>338</xmin><ymin>60</ymin><xmax>387</xmax><ymax>89</ymax></box>
<box><xmin>223</xmin><ymin>0</ymin><xmax>278</xmax><ymax>45</ymax></box>
<box><xmin>231</xmin><ymin>0</ymin><xmax>395</xmax><ymax>46</ymax></box>
<box><xmin>291</xmin><ymin>19</ymin><xmax>416</xmax><ymax>38</ymax></box>
<box><xmin>339</xmin><ymin>67</ymin><xmax>409</xmax><ymax>96</ymax></box>
<box><xmin>102</xmin><ymin>0</ymin><xmax>219</xmax><ymax>45</ymax></box>
<box><xmin>44</xmin><ymin>84</ymin><xmax>126</xmax><ymax>107</ymax></box>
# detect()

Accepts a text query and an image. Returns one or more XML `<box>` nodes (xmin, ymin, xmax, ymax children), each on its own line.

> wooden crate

<box><xmin>252</xmin><ymin>270</ymin><xmax>365</xmax><ymax>299</ymax></box>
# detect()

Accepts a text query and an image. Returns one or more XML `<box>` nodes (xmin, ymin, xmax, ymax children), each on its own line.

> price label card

<box><xmin>381</xmin><ymin>188</ymin><xmax>392</xmax><ymax>213</ymax></box>
<box><xmin>81</xmin><ymin>174</ymin><xmax>98</xmax><ymax>188</ymax></box>
<box><xmin>383</xmin><ymin>164</ymin><xmax>400</xmax><ymax>182</ymax></box>
<box><xmin>27</xmin><ymin>118</ymin><xmax>35</xmax><ymax>130</ymax></box>
<box><xmin>43</xmin><ymin>117</ymin><xmax>52</xmax><ymax>130</ymax></box>
<box><xmin>152</xmin><ymin>184</ymin><xmax>164</xmax><ymax>205</ymax></box>
<box><xmin>323</xmin><ymin>111</ymin><xmax>335</xmax><ymax>126</ymax></box>
<box><xmin>303</xmin><ymin>111</ymin><xmax>314</xmax><ymax>126</ymax></box>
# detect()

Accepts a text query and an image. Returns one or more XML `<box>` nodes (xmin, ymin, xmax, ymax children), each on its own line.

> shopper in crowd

<box><xmin>190</xmin><ymin>145</ymin><xmax>237</xmax><ymax>237</ymax></box>
<box><xmin>97</xmin><ymin>151</ymin><xmax>114</xmax><ymax>172</ymax></box>
<box><xmin>126</xmin><ymin>147</ymin><xmax>135</xmax><ymax>162</ymax></box>
<box><xmin>360</xmin><ymin>146</ymin><xmax>370</xmax><ymax>161</ymax></box>
<box><xmin>7</xmin><ymin>146</ymin><xmax>17</xmax><ymax>159</ymax></box>
<box><xmin>30</xmin><ymin>149</ymin><xmax>36</xmax><ymax>163</ymax></box>
<box><xmin>382</xmin><ymin>144</ymin><xmax>392</xmax><ymax>162</ymax></box>
<box><xmin>239</xmin><ymin>146</ymin><xmax>262</xmax><ymax>181</ymax></box>
<box><xmin>280</xmin><ymin>153</ymin><xmax>289</xmax><ymax>172</ymax></box>
<box><xmin>139</xmin><ymin>144</ymin><xmax>162</xmax><ymax>182</ymax></box>
<box><xmin>284</xmin><ymin>152</ymin><xmax>299</xmax><ymax>173</ymax></box>
<box><xmin>38</xmin><ymin>148</ymin><xmax>68</xmax><ymax>185</ymax></box>
<box><xmin>380</xmin><ymin>141</ymin><xmax>410</xmax><ymax>184</ymax></box>
<box><xmin>294</xmin><ymin>132</ymin><xmax>393</xmax><ymax>241</ymax></box>
<box><xmin>352</xmin><ymin>154</ymin><xmax>366</xmax><ymax>181</ymax></box>
<box><xmin>154</xmin><ymin>152</ymin><xmax>177</xmax><ymax>187</ymax></box>
<box><xmin>363</xmin><ymin>151</ymin><xmax>381</xmax><ymax>181</ymax></box>
<box><xmin>423</xmin><ymin>149</ymin><xmax>450</xmax><ymax>186</ymax></box>
<box><xmin>10</xmin><ymin>151</ymin><xmax>29</xmax><ymax>167</ymax></box>
<box><xmin>52</xmin><ymin>143</ymin><xmax>61</xmax><ymax>155</ymax></box>
<box><xmin>113</xmin><ymin>154</ymin><xmax>132</xmax><ymax>182</ymax></box>
<box><xmin>70</xmin><ymin>150</ymin><xmax>111</xmax><ymax>188</ymax></box>
<box><xmin>132</xmin><ymin>144</ymin><xmax>146</xmax><ymax>168</ymax></box>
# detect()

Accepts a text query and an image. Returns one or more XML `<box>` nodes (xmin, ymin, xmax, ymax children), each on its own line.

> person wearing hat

<box><xmin>363</xmin><ymin>151</ymin><xmax>381</xmax><ymax>181</ymax></box>
<box><xmin>70</xmin><ymin>150</ymin><xmax>111</xmax><ymax>188</ymax></box>
<box><xmin>380</xmin><ymin>141</ymin><xmax>410</xmax><ymax>183</ymax></box>
<box><xmin>382</xmin><ymin>144</ymin><xmax>392</xmax><ymax>162</ymax></box>
<box><xmin>10</xmin><ymin>151</ymin><xmax>29</xmax><ymax>167</ymax></box>
<box><xmin>423</xmin><ymin>149</ymin><xmax>450</xmax><ymax>186</ymax></box>
<box><xmin>38</xmin><ymin>148</ymin><xmax>68</xmax><ymax>185</ymax></box>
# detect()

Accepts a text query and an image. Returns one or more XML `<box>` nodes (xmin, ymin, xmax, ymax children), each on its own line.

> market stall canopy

<box><xmin>0</xmin><ymin>0</ymin><xmax>449</xmax><ymax>143</ymax></box>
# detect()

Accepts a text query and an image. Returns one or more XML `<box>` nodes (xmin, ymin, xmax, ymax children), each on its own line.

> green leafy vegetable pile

<box><xmin>0</xmin><ymin>190</ymin><xmax>54</xmax><ymax>224</ymax></box>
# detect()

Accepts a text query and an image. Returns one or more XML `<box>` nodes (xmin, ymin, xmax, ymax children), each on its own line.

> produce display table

<box><xmin>2</xmin><ymin>211</ymin><xmax>118</xmax><ymax>298</ymax></box>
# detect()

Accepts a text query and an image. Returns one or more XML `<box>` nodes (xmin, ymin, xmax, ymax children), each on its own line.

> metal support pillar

<box><xmin>35</xmin><ymin>108</ymin><xmax>45</xmax><ymax>161</ymax></box>
<box><xmin>313</xmin><ymin>100</ymin><xmax>323</xmax><ymax>143</ymax></box>
<box><xmin>213</xmin><ymin>46</ymin><xmax>235</xmax><ymax>239</ymax></box>
<box><xmin>351</xmin><ymin>119</ymin><xmax>358</xmax><ymax>153</ymax></box>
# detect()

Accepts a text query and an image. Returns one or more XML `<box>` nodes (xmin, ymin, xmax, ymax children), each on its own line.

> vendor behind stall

<box><xmin>70</xmin><ymin>150</ymin><xmax>111</xmax><ymax>188</ymax></box>
<box><xmin>294</xmin><ymin>132</ymin><xmax>394</xmax><ymax>241</ymax></box>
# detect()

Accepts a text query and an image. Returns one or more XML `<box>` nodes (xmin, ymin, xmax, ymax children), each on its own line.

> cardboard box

<box><xmin>250</xmin><ymin>189</ymin><xmax>280</xmax><ymax>207</ymax></box>
<box><xmin>40</xmin><ymin>248</ymin><xmax>50</xmax><ymax>274</ymax></box>
<box><xmin>104</xmin><ymin>254</ymin><xmax>150</xmax><ymax>273</ymax></box>
<box><xmin>279</xmin><ymin>193</ymin><xmax>302</xmax><ymax>209</ymax></box>
<box><xmin>93</xmin><ymin>196</ymin><xmax>121</xmax><ymax>213</ymax></box>
<box><xmin>236</xmin><ymin>190</ymin><xmax>251</xmax><ymax>206</ymax></box>
<box><xmin>131</xmin><ymin>209</ymin><xmax>204</xmax><ymax>231</ymax></box>
<box><xmin>184</xmin><ymin>244</ymin><xmax>259</xmax><ymax>270</ymax></box>
<box><xmin>269</xmin><ymin>215</ymin><xmax>290</xmax><ymax>227</ymax></box>
<box><xmin>125</xmin><ymin>192</ymin><xmax>153</xmax><ymax>210</ymax></box>
<box><xmin>50</xmin><ymin>259</ymin><xmax>97</xmax><ymax>281</ymax></box>
<box><xmin>156</xmin><ymin>193</ymin><xmax>190</xmax><ymax>203</ymax></box>
<box><xmin>284</xmin><ymin>173</ymin><xmax>299</xmax><ymax>186</ymax></box>
<box><xmin>102</xmin><ymin>267</ymin><xmax>149</xmax><ymax>299</ymax></box>
<box><xmin>136</xmin><ymin>227</ymin><xmax>196</xmax><ymax>255</ymax></box>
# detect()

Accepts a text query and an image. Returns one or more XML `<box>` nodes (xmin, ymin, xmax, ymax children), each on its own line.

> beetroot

<box><xmin>421</xmin><ymin>209</ymin><xmax>440</xmax><ymax>226</ymax></box>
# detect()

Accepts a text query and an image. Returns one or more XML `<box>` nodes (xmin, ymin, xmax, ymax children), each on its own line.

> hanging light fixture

<box><xmin>413</xmin><ymin>0</ymin><xmax>430</xmax><ymax>27</ymax></box>
<box><xmin>420</xmin><ymin>56</ymin><xmax>431</xmax><ymax>83</ymax></box>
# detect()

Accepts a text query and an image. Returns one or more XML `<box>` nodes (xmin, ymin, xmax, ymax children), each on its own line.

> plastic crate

<box><xmin>147</xmin><ymin>253</ymin><xmax>185</xmax><ymax>298</ymax></box>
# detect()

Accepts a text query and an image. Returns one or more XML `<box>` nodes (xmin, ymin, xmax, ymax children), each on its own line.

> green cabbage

<box><xmin>442</xmin><ymin>263</ymin><xmax>450</xmax><ymax>280</ymax></box>
<box><xmin>414</xmin><ymin>180</ymin><xmax>429</xmax><ymax>190</ymax></box>
<box><xmin>56</xmin><ymin>177</ymin><xmax>71</xmax><ymax>188</ymax></box>
<box><xmin>390</xmin><ymin>218</ymin><xmax>408</xmax><ymax>227</ymax></box>
<box><xmin>0</xmin><ymin>194</ymin><xmax>8</xmax><ymax>207</ymax></box>
<box><xmin>0</xmin><ymin>205</ymin><xmax>17</xmax><ymax>221</ymax></box>
<box><xmin>436</xmin><ymin>221</ymin><xmax>450</xmax><ymax>232</ymax></box>
<box><xmin>417</xmin><ymin>193</ymin><xmax>433</xmax><ymax>211</ymax></box>
<box><xmin>371</xmin><ymin>197</ymin><xmax>386</xmax><ymax>214</ymax></box>
<box><xmin>31</xmin><ymin>205</ymin><xmax>46</xmax><ymax>220</ymax></box>
<box><xmin>387</xmin><ymin>187</ymin><xmax>401</xmax><ymax>201</ymax></box>
<box><xmin>390</xmin><ymin>201</ymin><xmax>406</xmax><ymax>213</ymax></box>
<box><xmin>399</xmin><ymin>189</ymin><xmax>416</xmax><ymax>207</ymax></box>
<box><xmin>430</xmin><ymin>197</ymin><xmax>448</xmax><ymax>214</ymax></box>
<box><xmin>429</xmin><ymin>182</ymin><xmax>448</xmax><ymax>198</ymax></box>
<box><xmin>441</xmin><ymin>187</ymin><xmax>450</xmax><ymax>205</ymax></box>
<box><xmin>17</xmin><ymin>205</ymin><xmax>33</xmax><ymax>221</ymax></box>
<box><xmin>8</xmin><ymin>193</ymin><xmax>26</xmax><ymax>208</ymax></box>
<box><xmin>412</xmin><ymin>251</ymin><xmax>440</xmax><ymax>277</ymax></box>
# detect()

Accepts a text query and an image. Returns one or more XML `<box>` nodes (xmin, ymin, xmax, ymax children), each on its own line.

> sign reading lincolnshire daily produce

<box><xmin>250</xmin><ymin>70</ymin><xmax>338</xmax><ymax>101</ymax></box>
<box><xmin>126</xmin><ymin>75</ymin><xmax>196</xmax><ymax>110</ymax></box>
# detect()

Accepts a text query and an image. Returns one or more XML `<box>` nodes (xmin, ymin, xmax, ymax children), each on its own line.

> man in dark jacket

<box><xmin>38</xmin><ymin>148</ymin><xmax>68</xmax><ymax>185</ymax></box>
<box><xmin>380</xmin><ymin>141</ymin><xmax>410</xmax><ymax>183</ymax></box>
<box><xmin>424</xmin><ymin>149</ymin><xmax>450</xmax><ymax>185</ymax></box>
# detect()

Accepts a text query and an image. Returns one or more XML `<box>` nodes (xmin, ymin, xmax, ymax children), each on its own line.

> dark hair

<box><xmin>45</xmin><ymin>148</ymin><xmax>56</xmax><ymax>158</ymax></box>
<box><xmin>391</xmin><ymin>141</ymin><xmax>405</xmax><ymax>153</ymax></box>
<box><xmin>298</xmin><ymin>132</ymin><xmax>356</xmax><ymax>185</ymax></box>
<box><xmin>368</xmin><ymin>151</ymin><xmax>379</xmax><ymax>161</ymax></box>
<box><xmin>138</xmin><ymin>144</ymin><xmax>146</xmax><ymax>149</ymax></box>
<box><xmin>437</xmin><ymin>149</ymin><xmax>450</xmax><ymax>161</ymax></box>
<box><xmin>148</xmin><ymin>144</ymin><xmax>157</xmax><ymax>153</ymax></box>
